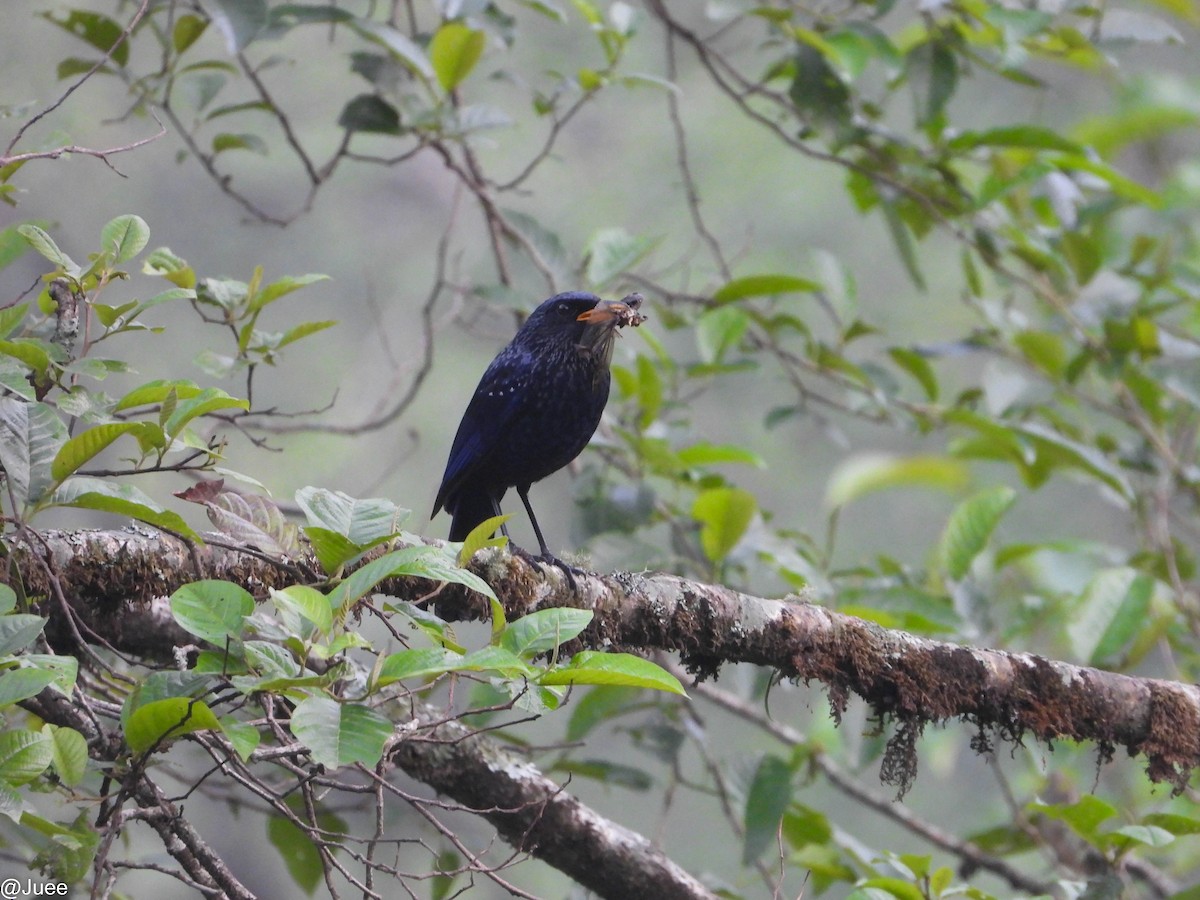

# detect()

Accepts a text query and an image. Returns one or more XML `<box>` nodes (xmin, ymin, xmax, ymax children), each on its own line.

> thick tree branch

<box><xmin>389</xmin><ymin>706</ymin><xmax>717</xmax><ymax>900</ymax></box>
<box><xmin>9</xmin><ymin>528</ymin><xmax>1199</xmax><ymax>795</ymax></box>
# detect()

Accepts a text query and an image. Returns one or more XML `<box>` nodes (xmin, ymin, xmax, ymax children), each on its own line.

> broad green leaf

<box><xmin>121</xmin><ymin>671</ymin><xmax>217</xmax><ymax>728</ymax></box>
<box><xmin>0</xmin><ymin>399</ymin><xmax>67</xmax><ymax>508</ymax></box>
<box><xmin>1067</xmin><ymin>568</ymin><xmax>1156</xmax><ymax>666</ymax></box>
<box><xmin>947</xmin><ymin>125</ymin><xmax>1082</xmax><ymax>153</ymax></box>
<box><xmin>351</xmin><ymin>20</ymin><xmax>435</xmax><ymax>81</ymax></box>
<box><xmin>430</xmin><ymin>22</ymin><xmax>486</xmax><ymax>92</ymax></box>
<box><xmin>295</xmin><ymin>488</ymin><xmax>410</xmax><ymax>546</ymax></box>
<box><xmin>20</xmin><ymin>655</ymin><xmax>78</xmax><ymax>694</ymax></box>
<box><xmin>743</xmin><ymin>754</ymin><xmax>793</xmax><ymax>864</ymax></box>
<box><xmin>0</xmin><ymin>585</ymin><xmax>15</xmax><ymax>615</ymax></box>
<box><xmin>0</xmin><ymin>669</ymin><xmax>57</xmax><ymax>707</ymax></box>
<box><xmin>173</xmin><ymin>14</ymin><xmax>207</xmax><ymax>52</ymax></box>
<box><xmin>303</xmin><ymin>526</ymin><xmax>365</xmax><ymax>575</ymax></box>
<box><xmin>100</xmin><ymin>214</ymin><xmax>149</xmax><ymax>264</ymax></box>
<box><xmin>327</xmin><ymin>546</ymin><xmax>427</xmax><ymax>608</ymax></box>
<box><xmin>565</xmin><ymin>686</ymin><xmax>640</xmax><ymax>741</ymax></box>
<box><xmin>937</xmin><ymin>486</ymin><xmax>1016</xmax><ymax>580</ymax></box>
<box><xmin>376</xmin><ymin>647</ymin><xmax>462</xmax><ymax>686</ymax></box>
<box><xmin>540</xmin><ymin>651</ymin><xmax>685</xmax><ymax>695</ymax></box>
<box><xmin>269</xmin><ymin>585</ymin><xmax>333</xmax><ymax>637</ymax></box>
<box><xmin>585</xmin><ymin>227</ymin><xmax>661</xmax><ymax>288</ymax></box>
<box><xmin>170</xmin><ymin>580</ymin><xmax>255</xmax><ymax>646</ymax></box>
<box><xmin>500</xmin><ymin>608</ymin><xmax>594</xmax><ymax>657</ymax></box>
<box><xmin>712</xmin><ymin>274</ymin><xmax>821</xmax><ymax>303</ymax></box>
<box><xmin>692</xmin><ymin>488</ymin><xmax>756</xmax><ymax>562</ymax></box>
<box><xmin>219</xmin><ymin>718</ymin><xmax>260</xmax><ymax>761</ymax></box>
<box><xmin>114</xmin><ymin>379</ymin><xmax>206</xmax><ymax>411</ymax></box>
<box><xmin>52</xmin><ymin>477</ymin><xmax>202</xmax><ymax>541</ymax></box>
<box><xmin>457</xmin><ymin>645</ymin><xmax>535</xmax><ymax>678</ymax></box>
<box><xmin>0</xmin><ymin>615</ymin><xmax>48</xmax><ymax>656</ymax></box>
<box><xmin>826</xmin><ymin>453</ymin><xmax>970</xmax><ymax>508</ymax></box>
<box><xmin>125</xmin><ymin>697</ymin><xmax>222</xmax><ymax>754</ymax></box>
<box><xmin>162</xmin><ymin>387</ymin><xmax>249</xmax><ymax>439</ymax></box>
<box><xmin>209</xmin><ymin>0</ymin><xmax>268</xmax><ymax>51</ymax></box>
<box><xmin>40</xmin><ymin>10</ymin><xmax>130</xmax><ymax>65</ymax></box>
<box><xmin>1029</xmin><ymin>795</ymin><xmax>1116</xmax><ymax>847</ymax></box>
<box><xmin>44</xmin><ymin>725</ymin><xmax>87</xmax><ymax>786</ymax></box>
<box><xmin>267</xmin><ymin>813</ymin><xmax>323</xmax><ymax>894</ymax></box>
<box><xmin>0</xmin><ymin>730</ymin><xmax>53</xmax><ymax>785</ymax></box>
<box><xmin>50</xmin><ymin>422</ymin><xmax>159</xmax><ymax>483</ymax></box>
<box><xmin>290</xmin><ymin>697</ymin><xmax>393</xmax><ymax>769</ymax></box>
<box><xmin>17</xmin><ymin>224</ymin><xmax>78</xmax><ymax>274</ymax></box>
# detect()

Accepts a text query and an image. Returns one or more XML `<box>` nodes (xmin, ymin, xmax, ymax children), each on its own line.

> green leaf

<box><xmin>269</xmin><ymin>585</ymin><xmax>333</xmax><ymax>638</ymax></box>
<box><xmin>936</xmin><ymin>486</ymin><xmax>1016</xmax><ymax>580</ymax></box>
<box><xmin>500</xmin><ymin>608</ymin><xmax>593</xmax><ymax>657</ymax></box>
<box><xmin>328</xmin><ymin>545</ymin><xmax>496</xmax><ymax>611</ymax></box>
<box><xmin>209</xmin><ymin>0</ymin><xmax>268</xmax><ymax>51</ymax></box>
<box><xmin>712</xmin><ymin>274</ymin><xmax>821</xmax><ymax>303</ymax></box>
<box><xmin>50</xmin><ymin>422</ymin><xmax>158</xmax><ymax>483</ymax></box>
<box><xmin>692</xmin><ymin>487</ymin><xmax>756</xmax><ymax>563</ymax></box>
<box><xmin>212</xmin><ymin>132</ymin><xmax>268</xmax><ymax>156</ymax></box>
<box><xmin>430</xmin><ymin>22</ymin><xmax>486</xmax><ymax>92</ymax></box>
<box><xmin>376</xmin><ymin>647</ymin><xmax>462</xmax><ymax>686</ymax></box>
<box><xmin>696</xmin><ymin>306</ymin><xmax>750</xmax><ymax>365</ymax></box>
<box><xmin>1068</xmin><ymin>568</ymin><xmax>1156</xmax><ymax>666</ymax></box>
<box><xmin>219</xmin><ymin>718</ymin><xmax>260</xmax><ymax>761</ymax></box>
<box><xmin>0</xmin><ymin>585</ymin><xmax>15</xmax><ymax>615</ymax></box>
<box><xmin>40</xmin><ymin>10</ymin><xmax>130</xmax><ymax>66</ymax></box>
<box><xmin>125</xmin><ymin>697</ymin><xmax>222</xmax><ymax>754</ymax></box>
<box><xmin>17</xmin><ymin>225</ymin><xmax>77</xmax><ymax>274</ymax></box>
<box><xmin>115</xmin><ymin>379</ymin><xmax>206</xmax><ymax>411</ymax></box>
<box><xmin>585</xmin><ymin>227</ymin><xmax>661</xmax><ymax>288</ymax></box>
<box><xmin>743</xmin><ymin>754</ymin><xmax>793</xmax><ymax>864</ymax></box>
<box><xmin>100</xmin><ymin>214</ymin><xmax>149</xmax><ymax>264</ymax></box>
<box><xmin>162</xmin><ymin>388</ymin><xmax>250</xmax><ymax>439</ymax></box>
<box><xmin>52</xmin><ymin>477</ymin><xmax>202</xmax><ymax>541</ymax></box>
<box><xmin>947</xmin><ymin>125</ymin><xmax>1082</xmax><ymax>153</ymax></box>
<box><xmin>887</xmin><ymin>348</ymin><xmax>939</xmax><ymax>401</ymax></box>
<box><xmin>676</xmin><ymin>442</ymin><xmax>765</xmax><ymax>469</ymax></box>
<box><xmin>295</xmin><ymin>488</ymin><xmax>410</xmax><ymax>545</ymax></box>
<box><xmin>267</xmin><ymin>812</ymin><xmax>324</xmax><ymax>894</ymax></box>
<box><xmin>251</xmin><ymin>273</ymin><xmax>330</xmax><ymax>312</ymax></box>
<box><xmin>289</xmin><ymin>697</ymin><xmax>393</xmax><ymax>769</ymax></box>
<box><xmin>825</xmin><ymin>453</ymin><xmax>970</xmax><ymax>508</ymax></box>
<box><xmin>0</xmin><ymin>669</ymin><xmax>58</xmax><ymax>707</ymax></box>
<box><xmin>173</xmin><ymin>14</ymin><xmax>208</xmax><ymax>53</ymax></box>
<box><xmin>303</xmin><ymin>526</ymin><xmax>364</xmax><ymax>575</ymax></box>
<box><xmin>540</xmin><ymin>651</ymin><xmax>686</xmax><ymax>695</ymax></box>
<box><xmin>565</xmin><ymin>686</ymin><xmax>640</xmax><ymax>741</ymax></box>
<box><xmin>351</xmin><ymin>20</ymin><xmax>435</xmax><ymax>82</ymax></box>
<box><xmin>456</xmin><ymin>514</ymin><xmax>511</xmax><ymax>565</ymax></box>
<box><xmin>170</xmin><ymin>580</ymin><xmax>255</xmax><ymax>646</ymax></box>
<box><xmin>1030</xmin><ymin>795</ymin><xmax>1116</xmax><ymax>847</ymax></box>
<box><xmin>0</xmin><ymin>730</ymin><xmax>53</xmax><ymax>785</ymax></box>
<box><xmin>0</xmin><ymin>615</ymin><xmax>49</xmax><ymax>656</ymax></box>
<box><xmin>276</xmin><ymin>319</ymin><xmax>337</xmax><ymax>350</ymax></box>
<box><xmin>142</xmin><ymin>247</ymin><xmax>197</xmax><ymax>289</ymax></box>
<box><xmin>45</xmin><ymin>725</ymin><xmax>87</xmax><ymax>787</ymax></box>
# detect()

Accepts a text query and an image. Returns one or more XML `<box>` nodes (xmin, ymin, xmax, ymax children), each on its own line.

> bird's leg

<box><xmin>516</xmin><ymin>485</ymin><xmax>581</xmax><ymax>590</ymax></box>
<box><xmin>490</xmin><ymin>494</ymin><xmax>511</xmax><ymax>539</ymax></box>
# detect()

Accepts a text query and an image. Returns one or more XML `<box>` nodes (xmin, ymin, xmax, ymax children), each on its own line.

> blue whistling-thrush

<box><xmin>432</xmin><ymin>291</ymin><xmax>645</xmax><ymax>561</ymax></box>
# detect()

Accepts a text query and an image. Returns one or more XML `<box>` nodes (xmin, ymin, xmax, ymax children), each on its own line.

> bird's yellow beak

<box><xmin>576</xmin><ymin>293</ymin><xmax>648</xmax><ymax>328</ymax></box>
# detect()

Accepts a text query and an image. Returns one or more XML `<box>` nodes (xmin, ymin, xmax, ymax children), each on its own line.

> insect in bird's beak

<box><xmin>576</xmin><ymin>292</ymin><xmax>648</xmax><ymax>330</ymax></box>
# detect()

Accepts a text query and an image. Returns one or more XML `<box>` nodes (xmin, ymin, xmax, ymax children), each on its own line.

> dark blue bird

<box><xmin>432</xmin><ymin>291</ymin><xmax>645</xmax><ymax>561</ymax></box>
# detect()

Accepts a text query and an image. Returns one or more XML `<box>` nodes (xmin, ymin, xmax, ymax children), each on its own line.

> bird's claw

<box><xmin>513</xmin><ymin>546</ymin><xmax>583</xmax><ymax>591</ymax></box>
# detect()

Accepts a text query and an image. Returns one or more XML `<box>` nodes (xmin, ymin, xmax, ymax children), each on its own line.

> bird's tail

<box><xmin>448</xmin><ymin>490</ymin><xmax>501</xmax><ymax>542</ymax></box>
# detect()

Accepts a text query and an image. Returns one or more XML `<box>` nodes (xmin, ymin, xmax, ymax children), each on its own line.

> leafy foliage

<box><xmin>1</xmin><ymin>0</ymin><xmax>1199</xmax><ymax>897</ymax></box>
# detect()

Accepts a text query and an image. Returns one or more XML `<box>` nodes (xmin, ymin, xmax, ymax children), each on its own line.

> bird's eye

<box><xmin>557</xmin><ymin>303</ymin><xmax>572</xmax><ymax>316</ymax></box>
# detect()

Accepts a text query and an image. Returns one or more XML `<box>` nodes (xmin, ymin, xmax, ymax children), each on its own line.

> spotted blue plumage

<box><xmin>432</xmin><ymin>292</ymin><xmax>618</xmax><ymax>553</ymax></box>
